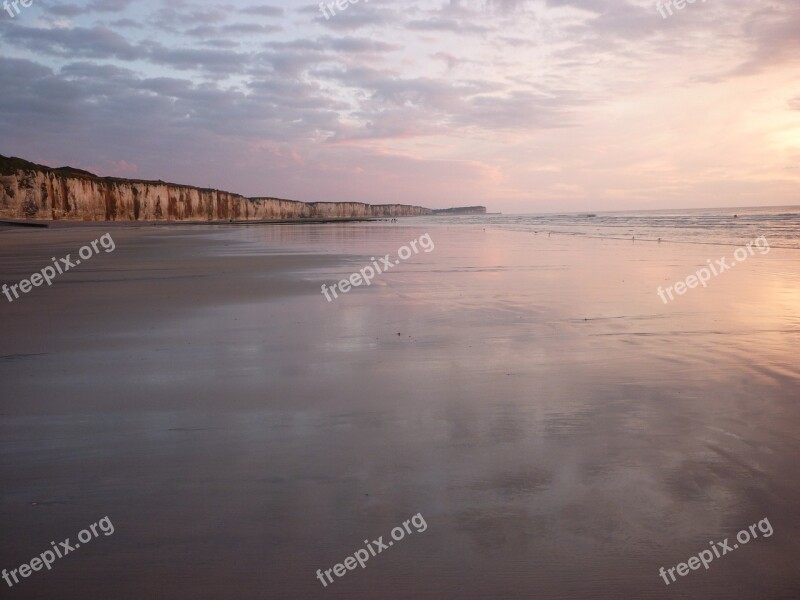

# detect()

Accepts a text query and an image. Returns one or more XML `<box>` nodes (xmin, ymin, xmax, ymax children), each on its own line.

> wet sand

<box><xmin>1</xmin><ymin>224</ymin><xmax>799</xmax><ymax>599</ymax></box>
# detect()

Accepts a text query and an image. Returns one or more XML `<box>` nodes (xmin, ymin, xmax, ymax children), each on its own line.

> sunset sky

<box><xmin>1</xmin><ymin>0</ymin><xmax>798</xmax><ymax>212</ymax></box>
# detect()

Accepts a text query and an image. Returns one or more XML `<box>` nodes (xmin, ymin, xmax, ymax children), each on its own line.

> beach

<box><xmin>1</xmin><ymin>222</ymin><xmax>799</xmax><ymax>599</ymax></box>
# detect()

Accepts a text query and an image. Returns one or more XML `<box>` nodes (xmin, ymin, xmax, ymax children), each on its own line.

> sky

<box><xmin>0</xmin><ymin>0</ymin><xmax>798</xmax><ymax>213</ymax></box>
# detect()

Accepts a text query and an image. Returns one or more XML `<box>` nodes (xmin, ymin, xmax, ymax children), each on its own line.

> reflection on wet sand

<box><xmin>1</xmin><ymin>224</ymin><xmax>798</xmax><ymax>599</ymax></box>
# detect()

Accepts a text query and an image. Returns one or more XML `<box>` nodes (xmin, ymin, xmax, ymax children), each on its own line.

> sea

<box><xmin>408</xmin><ymin>205</ymin><xmax>800</xmax><ymax>249</ymax></box>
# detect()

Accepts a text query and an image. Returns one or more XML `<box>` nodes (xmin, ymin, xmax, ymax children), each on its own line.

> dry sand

<box><xmin>1</xmin><ymin>224</ymin><xmax>799</xmax><ymax>599</ymax></box>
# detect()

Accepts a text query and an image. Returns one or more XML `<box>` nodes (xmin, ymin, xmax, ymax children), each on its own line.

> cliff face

<box><xmin>0</xmin><ymin>156</ymin><xmax>434</xmax><ymax>222</ymax></box>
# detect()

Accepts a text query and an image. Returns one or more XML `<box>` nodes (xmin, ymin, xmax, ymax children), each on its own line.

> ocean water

<box><xmin>408</xmin><ymin>205</ymin><xmax>800</xmax><ymax>249</ymax></box>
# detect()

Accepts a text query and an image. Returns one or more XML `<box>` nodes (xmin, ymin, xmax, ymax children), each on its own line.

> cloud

<box><xmin>3</xmin><ymin>24</ymin><xmax>141</xmax><ymax>61</ymax></box>
<box><xmin>309</xmin><ymin>2</ymin><xmax>394</xmax><ymax>31</ymax></box>
<box><xmin>88</xmin><ymin>158</ymin><xmax>139</xmax><ymax>177</ymax></box>
<box><xmin>47</xmin><ymin>0</ymin><xmax>135</xmax><ymax>17</ymax></box>
<box><xmin>241</xmin><ymin>5</ymin><xmax>284</xmax><ymax>17</ymax></box>
<box><xmin>406</xmin><ymin>17</ymin><xmax>491</xmax><ymax>34</ymax></box>
<box><xmin>185</xmin><ymin>23</ymin><xmax>282</xmax><ymax>38</ymax></box>
<box><xmin>0</xmin><ymin>0</ymin><xmax>798</xmax><ymax>210</ymax></box>
<box><xmin>726</xmin><ymin>4</ymin><xmax>800</xmax><ymax>77</ymax></box>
